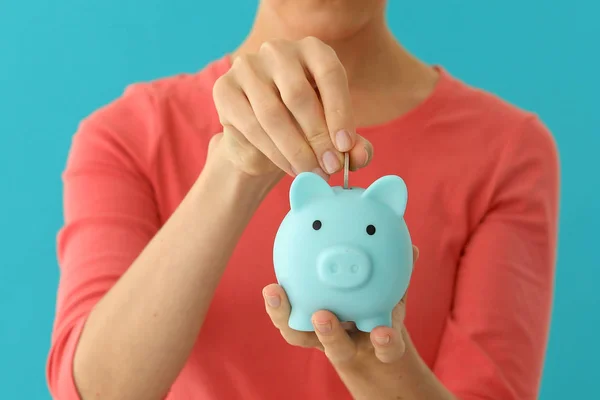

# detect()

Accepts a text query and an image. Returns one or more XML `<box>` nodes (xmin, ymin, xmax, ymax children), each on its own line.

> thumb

<box><xmin>349</xmin><ymin>135</ymin><xmax>373</xmax><ymax>171</ymax></box>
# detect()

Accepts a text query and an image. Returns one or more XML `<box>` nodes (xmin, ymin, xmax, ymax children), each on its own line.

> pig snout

<box><xmin>316</xmin><ymin>246</ymin><xmax>372</xmax><ymax>289</ymax></box>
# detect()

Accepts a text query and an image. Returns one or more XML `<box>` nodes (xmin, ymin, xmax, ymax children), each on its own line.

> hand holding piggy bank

<box><xmin>273</xmin><ymin>172</ymin><xmax>413</xmax><ymax>333</ymax></box>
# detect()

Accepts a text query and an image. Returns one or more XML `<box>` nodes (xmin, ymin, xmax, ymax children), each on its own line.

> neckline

<box><xmin>209</xmin><ymin>54</ymin><xmax>456</xmax><ymax>136</ymax></box>
<box><xmin>355</xmin><ymin>66</ymin><xmax>455</xmax><ymax>136</ymax></box>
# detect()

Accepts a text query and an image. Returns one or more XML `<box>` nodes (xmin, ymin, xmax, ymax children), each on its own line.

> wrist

<box><xmin>193</xmin><ymin>140</ymin><xmax>280</xmax><ymax>212</ymax></box>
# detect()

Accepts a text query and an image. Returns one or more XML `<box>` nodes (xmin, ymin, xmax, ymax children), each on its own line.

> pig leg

<box><xmin>287</xmin><ymin>308</ymin><xmax>315</xmax><ymax>332</ymax></box>
<box><xmin>355</xmin><ymin>313</ymin><xmax>393</xmax><ymax>332</ymax></box>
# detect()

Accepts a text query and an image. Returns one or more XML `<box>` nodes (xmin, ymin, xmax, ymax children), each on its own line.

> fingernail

<box><xmin>266</xmin><ymin>295</ymin><xmax>280</xmax><ymax>308</ymax></box>
<box><xmin>362</xmin><ymin>144</ymin><xmax>372</xmax><ymax>167</ymax></box>
<box><xmin>312</xmin><ymin>168</ymin><xmax>329</xmax><ymax>181</ymax></box>
<box><xmin>351</xmin><ymin>147</ymin><xmax>370</xmax><ymax>172</ymax></box>
<box><xmin>322</xmin><ymin>151</ymin><xmax>340</xmax><ymax>174</ymax></box>
<box><xmin>314</xmin><ymin>320</ymin><xmax>332</xmax><ymax>333</ymax></box>
<box><xmin>335</xmin><ymin>130</ymin><xmax>352</xmax><ymax>152</ymax></box>
<box><xmin>374</xmin><ymin>335</ymin><xmax>390</xmax><ymax>345</ymax></box>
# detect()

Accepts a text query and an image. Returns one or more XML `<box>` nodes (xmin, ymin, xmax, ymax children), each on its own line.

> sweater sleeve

<box><xmin>46</xmin><ymin>84</ymin><xmax>162</xmax><ymax>399</ymax></box>
<box><xmin>433</xmin><ymin>116</ymin><xmax>560</xmax><ymax>400</ymax></box>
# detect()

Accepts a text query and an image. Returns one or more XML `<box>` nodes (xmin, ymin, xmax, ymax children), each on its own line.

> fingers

<box><xmin>231</xmin><ymin>56</ymin><xmax>322</xmax><ymax>176</ymax></box>
<box><xmin>367</xmin><ymin>246</ymin><xmax>414</xmax><ymax>363</ymax></box>
<box><xmin>299</xmin><ymin>37</ymin><xmax>356</xmax><ymax>147</ymax></box>
<box><xmin>262</xmin><ymin>41</ymin><xmax>341</xmax><ymax>175</ymax></box>
<box><xmin>299</xmin><ymin>38</ymin><xmax>362</xmax><ymax>168</ymax></box>
<box><xmin>264</xmin><ymin>247</ymin><xmax>421</xmax><ymax>366</ymax></box>
<box><xmin>263</xmin><ymin>284</ymin><xmax>408</xmax><ymax>365</ymax></box>
<box><xmin>312</xmin><ymin>310</ymin><xmax>358</xmax><ymax>365</ymax></box>
<box><xmin>348</xmin><ymin>135</ymin><xmax>373</xmax><ymax>171</ymax></box>
<box><xmin>369</xmin><ymin>326</ymin><xmax>406</xmax><ymax>364</ymax></box>
<box><xmin>368</xmin><ymin>296</ymin><xmax>409</xmax><ymax>363</ymax></box>
<box><xmin>213</xmin><ymin>75</ymin><xmax>292</xmax><ymax>175</ymax></box>
<box><xmin>263</xmin><ymin>284</ymin><xmax>322</xmax><ymax>349</ymax></box>
<box><xmin>216</xmin><ymin>38</ymin><xmax>372</xmax><ymax>179</ymax></box>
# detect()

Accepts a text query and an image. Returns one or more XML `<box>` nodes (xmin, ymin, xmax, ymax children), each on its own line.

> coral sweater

<box><xmin>47</xmin><ymin>56</ymin><xmax>559</xmax><ymax>400</ymax></box>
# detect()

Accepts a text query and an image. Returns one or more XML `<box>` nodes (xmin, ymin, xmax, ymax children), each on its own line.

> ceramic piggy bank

<box><xmin>273</xmin><ymin>172</ymin><xmax>413</xmax><ymax>333</ymax></box>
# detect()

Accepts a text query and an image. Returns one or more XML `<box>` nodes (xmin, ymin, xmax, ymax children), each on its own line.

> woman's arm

<box><xmin>72</xmin><ymin>141</ymin><xmax>273</xmax><ymax>400</ymax></box>
<box><xmin>46</xmin><ymin>86</ymin><xmax>276</xmax><ymax>400</ymax></box>
<box><xmin>432</xmin><ymin>115</ymin><xmax>560</xmax><ymax>399</ymax></box>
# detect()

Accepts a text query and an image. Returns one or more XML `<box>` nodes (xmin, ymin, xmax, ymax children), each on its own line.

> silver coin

<box><xmin>343</xmin><ymin>152</ymin><xmax>349</xmax><ymax>189</ymax></box>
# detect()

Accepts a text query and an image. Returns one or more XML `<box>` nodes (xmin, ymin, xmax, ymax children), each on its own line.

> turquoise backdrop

<box><xmin>1</xmin><ymin>1</ymin><xmax>597</xmax><ymax>398</ymax></box>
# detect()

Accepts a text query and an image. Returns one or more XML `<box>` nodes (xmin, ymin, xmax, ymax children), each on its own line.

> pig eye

<box><xmin>366</xmin><ymin>225</ymin><xmax>376</xmax><ymax>235</ymax></box>
<box><xmin>312</xmin><ymin>220</ymin><xmax>322</xmax><ymax>230</ymax></box>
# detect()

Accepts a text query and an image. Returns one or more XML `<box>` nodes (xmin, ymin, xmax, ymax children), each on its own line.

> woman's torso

<box><xmin>127</xmin><ymin>56</ymin><xmax>528</xmax><ymax>399</ymax></box>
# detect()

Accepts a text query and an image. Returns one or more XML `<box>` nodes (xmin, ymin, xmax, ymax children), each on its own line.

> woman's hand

<box><xmin>212</xmin><ymin>36</ymin><xmax>373</xmax><ymax>183</ymax></box>
<box><xmin>262</xmin><ymin>246</ymin><xmax>419</xmax><ymax>368</ymax></box>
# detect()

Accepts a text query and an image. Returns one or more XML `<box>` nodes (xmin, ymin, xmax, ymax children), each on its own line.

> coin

<box><xmin>343</xmin><ymin>152</ymin><xmax>349</xmax><ymax>189</ymax></box>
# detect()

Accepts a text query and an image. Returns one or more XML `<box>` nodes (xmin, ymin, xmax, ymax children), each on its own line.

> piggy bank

<box><xmin>273</xmin><ymin>172</ymin><xmax>413</xmax><ymax>332</ymax></box>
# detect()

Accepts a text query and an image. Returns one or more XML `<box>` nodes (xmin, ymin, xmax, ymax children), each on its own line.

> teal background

<box><xmin>0</xmin><ymin>1</ymin><xmax>597</xmax><ymax>398</ymax></box>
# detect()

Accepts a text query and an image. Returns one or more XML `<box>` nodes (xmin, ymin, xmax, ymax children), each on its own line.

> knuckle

<box><xmin>256</xmin><ymin>98</ymin><xmax>284</xmax><ymax>118</ymax></box>
<box><xmin>212</xmin><ymin>76</ymin><xmax>224</xmax><ymax>96</ymax></box>
<box><xmin>212</xmin><ymin>78</ymin><xmax>238</xmax><ymax>123</ymax></box>
<box><xmin>302</xmin><ymin>36</ymin><xmax>336</xmax><ymax>57</ymax></box>
<box><xmin>231</xmin><ymin>54</ymin><xmax>256</xmax><ymax>73</ymax></box>
<box><xmin>281</xmin><ymin>80</ymin><xmax>314</xmax><ymax>107</ymax></box>
<box><xmin>259</xmin><ymin>39</ymin><xmax>287</xmax><ymax>55</ymax></box>
<box><xmin>212</xmin><ymin>75</ymin><xmax>232</xmax><ymax>99</ymax></box>
<box><xmin>231</xmin><ymin>55</ymin><xmax>245</xmax><ymax>70</ymax></box>
<box><xmin>302</xmin><ymin>35</ymin><xmax>325</xmax><ymax>48</ymax></box>
<box><xmin>238</xmin><ymin>117</ymin><xmax>263</xmax><ymax>136</ymax></box>
<box><xmin>307</xmin><ymin>130</ymin><xmax>331</xmax><ymax>147</ymax></box>
<box><xmin>314</xmin><ymin>59</ymin><xmax>344</xmax><ymax>81</ymax></box>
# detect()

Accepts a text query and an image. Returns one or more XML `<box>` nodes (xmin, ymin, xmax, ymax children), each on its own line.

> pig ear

<box><xmin>290</xmin><ymin>172</ymin><xmax>334</xmax><ymax>210</ymax></box>
<box><xmin>361</xmin><ymin>175</ymin><xmax>408</xmax><ymax>217</ymax></box>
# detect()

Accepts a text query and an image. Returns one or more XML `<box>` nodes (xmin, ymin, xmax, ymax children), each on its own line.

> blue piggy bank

<box><xmin>273</xmin><ymin>172</ymin><xmax>413</xmax><ymax>333</ymax></box>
